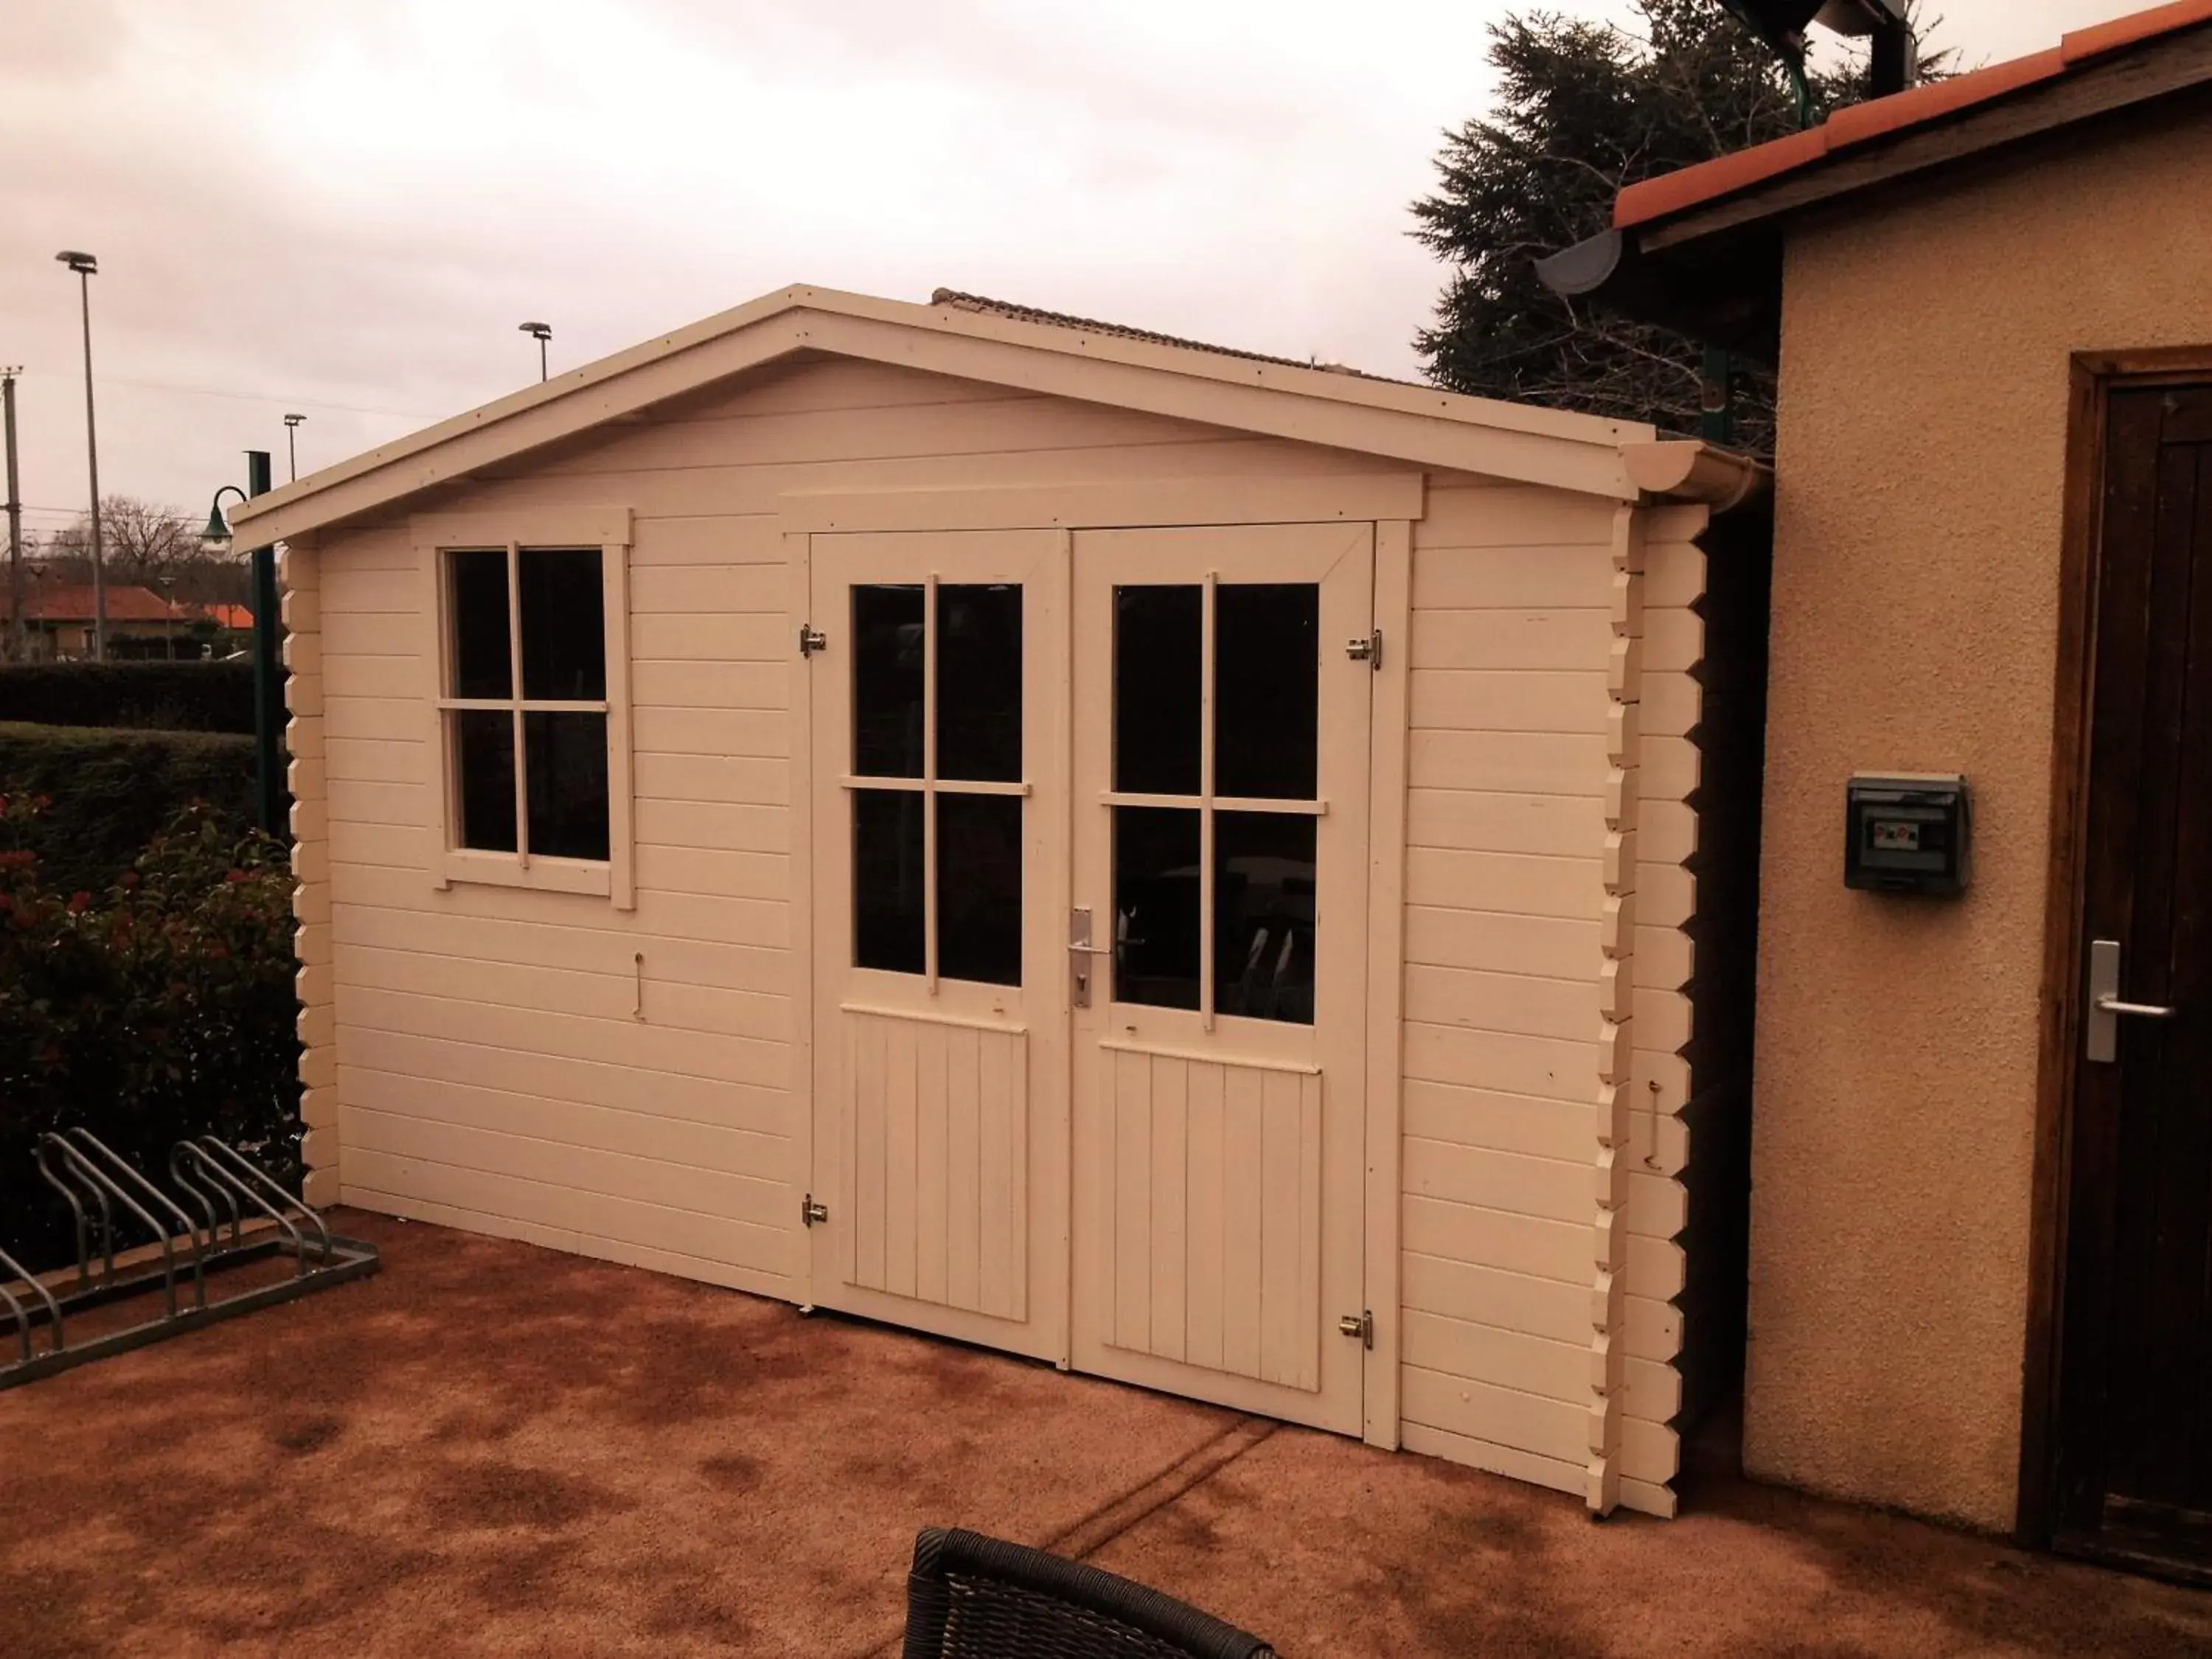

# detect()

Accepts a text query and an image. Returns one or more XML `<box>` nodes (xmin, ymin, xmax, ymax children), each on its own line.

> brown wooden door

<box><xmin>2054</xmin><ymin>382</ymin><xmax>2212</xmax><ymax>1580</ymax></box>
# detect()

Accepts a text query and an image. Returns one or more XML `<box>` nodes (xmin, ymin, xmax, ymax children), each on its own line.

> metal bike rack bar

<box><xmin>0</xmin><ymin>1245</ymin><xmax>63</xmax><ymax>1366</ymax></box>
<box><xmin>1</xmin><ymin>1133</ymin><xmax>379</xmax><ymax>1390</ymax></box>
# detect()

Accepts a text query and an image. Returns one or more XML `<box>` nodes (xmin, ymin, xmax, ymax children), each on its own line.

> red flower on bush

<box><xmin>68</xmin><ymin>890</ymin><xmax>91</xmax><ymax>913</ymax></box>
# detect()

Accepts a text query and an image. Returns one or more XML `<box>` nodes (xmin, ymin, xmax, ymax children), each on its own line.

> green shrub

<box><xmin>0</xmin><ymin>723</ymin><xmax>257</xmax><ymax>895</ymax></box>
<box><xmin>0</xmin><ymin>661</ymin><xmax>256</xmax><ymax>733</ymax></box>
<box><xmin>0</xmin><ymin>798</ymin><xmax>301</xmax><ymax>1270</ymax></box>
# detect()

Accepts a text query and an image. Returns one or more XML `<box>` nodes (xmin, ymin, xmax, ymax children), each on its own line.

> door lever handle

<box><xmin>2093</xmin><ymin>992</ymin><xmax>2176</xmax><ymax>1020</ymax></box>
<box><xmin>2085</xmin><ymin>938</ymin><xmax>2179</xmax><ymax>1064</ymax></box>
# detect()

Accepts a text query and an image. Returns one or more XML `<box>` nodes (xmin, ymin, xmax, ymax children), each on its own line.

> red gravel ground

<box><xmin>2</xmin><ymin>1211</ymin><xmax>2207</xmax><ymax>1658</ymax></box>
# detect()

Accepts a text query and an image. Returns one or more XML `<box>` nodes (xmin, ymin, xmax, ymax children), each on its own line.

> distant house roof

<box><xmin>0</xmin><ymin>583</ymin><xmax>187</xmax><ymax>625</ymax></box>
<box><xmin>1537</xmin><ymin>1</ymin><xmax>2212</xmax><ymax>360</ymax></box>
<box><xmin>192</xmin><ymin>603</ymin><xmax>254</xmax><ymax>630</ymax></box>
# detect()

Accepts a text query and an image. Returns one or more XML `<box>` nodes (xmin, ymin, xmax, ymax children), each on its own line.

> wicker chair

<box><xmin>900</xmin><ymin>1527</ymin><xmax>1277</xmax><ymax>1659</ymax></box>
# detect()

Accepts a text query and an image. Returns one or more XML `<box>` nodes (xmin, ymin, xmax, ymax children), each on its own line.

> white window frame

<box><xmin>413</xmin><ymin>507</ymin><xmax>635</xmax><ymax>908</ymax></box>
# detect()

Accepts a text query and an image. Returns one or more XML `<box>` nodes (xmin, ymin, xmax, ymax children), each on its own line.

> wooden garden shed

<box><xmin>229</xmin><ymin>285</ymin><xmax>1765</xmax><ymax>1519</ymax></box>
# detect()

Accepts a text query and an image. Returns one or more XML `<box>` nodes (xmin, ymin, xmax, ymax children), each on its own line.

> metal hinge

<box><xmin>800</xmin><ymin>1194</ymin><xmax>829</xmax><ymax>1227</ymax></box>
<box><xmin>798</xmin><ymin>624</ymin><xmax>828</xmax><ymax>657</ymax></box>
<box><xmin>1338</xmin><ymin>1310</ymin><xmax>1374</xmax><ymax>1349</ymax></box>
<box><xmin>1344</xmin><ymin>630</ymin><xmax>1383</xmax><ymax>669</ymax></box>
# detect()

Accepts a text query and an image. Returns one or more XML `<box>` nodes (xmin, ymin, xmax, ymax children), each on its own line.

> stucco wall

<box><xmin>1749</xmin><ymin>102</ymin><xmax>2212</xmax><ymax>1531</ymax></box>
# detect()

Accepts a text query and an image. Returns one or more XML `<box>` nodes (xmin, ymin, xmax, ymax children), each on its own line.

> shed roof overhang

<box><xmin>232</xmin><ymin>286</ymin><xmax>1756</xmax><ymax>547</ymax></box>
<box><xmin>1538</xmin><ymin>4</ymin><xmax>2212</xmax><ymax>364</ymax></box>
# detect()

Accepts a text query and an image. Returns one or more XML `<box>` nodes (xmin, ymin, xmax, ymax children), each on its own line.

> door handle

<box><xmin>2094</xmin><ymin>994</ymin><xmax>2177</xmax><ymax>1019</ymax></box>
<box><xmin>1068</xmin><ymin>908</ymin><xmax>1114</xmax><ymax>1009</ymax></box>
<box><xmin>2084</xmin><ymin>938</ymin><xmax>2177</xmax><ymax>1064</ymax></box>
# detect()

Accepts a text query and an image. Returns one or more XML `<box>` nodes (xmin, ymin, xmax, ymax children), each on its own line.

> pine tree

<box><xmin>1410</xmin><ymin>1</ymin><xmax>1938</xmax><ymax>453</ymax></box>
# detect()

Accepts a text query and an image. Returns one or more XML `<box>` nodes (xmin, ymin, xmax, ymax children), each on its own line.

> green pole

<box><xmin>1701</xmin><ymin>345</ymin><xmax>1736</xmax><ymax>447</ymax></box>
<box><xmin>245</xmin><ymin>450</ymin><xmax>285</xmax><ymax>835</ymax></box>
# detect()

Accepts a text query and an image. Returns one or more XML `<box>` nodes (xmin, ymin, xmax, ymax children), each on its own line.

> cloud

<box><xmin>0</xmin><ymin>0</ymin><xmax>2135</xmax><ymax>521</ymax></box>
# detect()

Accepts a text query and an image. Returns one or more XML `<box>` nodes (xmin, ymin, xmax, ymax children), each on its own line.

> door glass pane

<box><xmin>1215</xmin><ymin>584</ymin><xmax>1318</xmax><ymax>800</ymax></box>
<box><xmin>853</xmin><ymin>789</ymin><xmax>925</xmax><ymax>974</ymax></box>
<box><xmin>448</xmin><ymin>549</ymin><xmax>511</xmax><ymax>699</ymax></box>
<box><xmin>854</xmin><ymin>585</ymin><xmax>925</xmax><ymax>778</ymax></box>
<box><xmin>1112</xmin><ymin>806</ymin><xmax>1200</xmax><ymax>1009</ymax></box>
<box><xmin>1113</xmin><ymin>585</ymin><xmax>1201</xmax><ymax>796</ymax></box>
<box><xmin>938</xmin><ymin>793</ymin><xmax>1022</xmax><ymax>985</ymax></box>
<box><xmin>937</xmin><ymin>583</ymin><xmax>1022</xmax><ymax>782</ymax></box>
<box><xmin>453</xmin><ymin>709</ymin><xmax>516</xmax><ymax>852</ymax></box>
<box><xmin>1215</xmin><ymin>812</ymin><xmax>1315</xmax><ymax>1025</ymax></box>
<box><xmin>524</xmin><ymin>711</ymin><xmax>610</xmax><ymax>860</ymax></box>
<box><xmin>518</xmin><ymin>547</ymin><xmax>605</xmax><ymax>700</ymax></box>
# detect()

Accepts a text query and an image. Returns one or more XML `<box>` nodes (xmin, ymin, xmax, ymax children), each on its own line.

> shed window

<box><xmin>849</xmin><ymin>580</ymin><xmax>1024</xmax><ymax>988</ymax></box>
<box><xmin>421</xmin><ymin>518</ymin><xmax>633</xmax><ymax>904</ymax></box>
<box><xmin>444</xmin><ymin>545</ymin><xmax>610</xmax><ymax>860</ymax></box>
<box><xmin>1110</xmin><ymin>581</ymin><xmax>1318</xmax><ymax>1025</ymax></box>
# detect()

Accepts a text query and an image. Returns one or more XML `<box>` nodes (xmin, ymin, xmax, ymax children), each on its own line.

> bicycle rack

<box><xmin>1</xmin><ymin>1129</ymin><xmax>379</xmax><ymax>1390</ymax></box>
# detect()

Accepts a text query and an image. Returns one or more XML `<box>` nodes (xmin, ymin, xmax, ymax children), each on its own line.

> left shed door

<box><xmin>806</xmin><ymin>530</ymin><xmax>1071</xmax><ymax>1362</ymax></box>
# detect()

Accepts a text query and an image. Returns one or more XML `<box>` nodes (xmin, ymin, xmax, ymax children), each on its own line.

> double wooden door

<box><xmin>807</xmin><ymin>521</ymin><xmax>1372</xmax><ymax>1434</ymax></box>
<box><xmin>2053</xmin><ymin>382</ymin><xmax>2212</xmax><ymax>1580</ymax></box>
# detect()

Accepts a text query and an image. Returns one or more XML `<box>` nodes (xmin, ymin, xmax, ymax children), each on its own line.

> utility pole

<box><xmin>55</xmin><ymin>251</ymin><xmax>105</xmax><ymax>660</ymax></box>
<box><xmin>2</xmin><ymin>368</ymin><xmax>22</xmax><ymax>664</ymax></box>
<box><xmin>283</xmin><ymin>412</ymin><xmax>305</xmax><ymax>481</ymax></box>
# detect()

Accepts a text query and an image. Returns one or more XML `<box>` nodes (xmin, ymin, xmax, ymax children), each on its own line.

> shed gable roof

<box><xmin>232</xmin><ymin>285</ymin><xmax>1733</xmax><ymax>545</ymax></box>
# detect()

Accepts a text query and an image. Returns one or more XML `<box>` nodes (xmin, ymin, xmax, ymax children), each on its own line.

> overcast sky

<box><xmin>0</xmin><ymin>0</ymin><xmax>2136</xmax><ymax>533</ymax></box>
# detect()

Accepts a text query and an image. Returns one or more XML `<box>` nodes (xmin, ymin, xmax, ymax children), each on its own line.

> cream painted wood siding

<box><xmin>1396</xmin><ymin>479</ymin><xmax>1703</xmax><ymax>1520</ymax></box>
<box><xmin>310</xmin><ymin>357</ymin><xmax>1387</xmax><ymax>1301</ymax></box>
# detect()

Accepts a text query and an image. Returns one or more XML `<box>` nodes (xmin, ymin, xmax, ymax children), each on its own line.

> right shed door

<box><xmin>2055</xmin><ymin>382</ymin><xmax>2212</xmax><ymax>1582</ymax></box>
<box><xmin>1066</xmin><ymin>524</ymin><xmax>1373</xmax><ymax>1436</ymax></box>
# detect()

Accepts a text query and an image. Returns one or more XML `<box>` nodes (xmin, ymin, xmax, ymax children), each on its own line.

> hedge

<box><xmin>0</xmin><ymin>723</ymin><xmax>257</xmax><ymax>896</ymax></box>
<box><xmin>0</xmin><ymin>661</ymin><xmax>256</xmax><ymax>734</ymax></box>
<box><xmin>0</xmin><ymin>799</ymin><xmax>301</xmax><ymax>1270</ymax></box>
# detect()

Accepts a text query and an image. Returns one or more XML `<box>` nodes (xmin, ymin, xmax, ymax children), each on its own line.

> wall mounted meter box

<box><xmin>1845</xmin><ymin>774</ymin><xmax>1970</xmax><ymax>895</ymax></box>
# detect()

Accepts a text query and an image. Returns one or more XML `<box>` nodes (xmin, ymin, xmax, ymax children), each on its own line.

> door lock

<box><xmin>2084</xmin><ymin>938</ymin><xmax>2177</xmax><ymax>1064</ymax></box>
<box><xmin>1338</xmin><ymin>1310</ymin><xmax>1374</xmax><ymax>1348</ymax></box>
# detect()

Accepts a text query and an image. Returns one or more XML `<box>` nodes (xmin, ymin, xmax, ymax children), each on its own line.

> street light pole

<box><xmin>55</xmin><ymin>251</ymin><xmax>105</xmax><ymax>661</ymax></box>
<box><xmin>519</xmin><ymin>321</ymin><xmax>552</xmax><ymax>383</ymax></box>
<box><xmin>202</xmin><ymin>453</ymin><xmax>282</xmax><ymax>833</ymax></box>
<box><xmin>2</xmin><ymin>366</ymin><xmax>22</xmax><ymax>664</ymax></box>
<box><xmin>283</xmin><ymin>412</ymin><xmax>305</xmax><ymax>481</ymax></box>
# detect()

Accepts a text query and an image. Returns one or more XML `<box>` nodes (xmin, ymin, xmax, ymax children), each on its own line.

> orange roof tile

<box><xmin>1615</xmin><ymin>1</ymin><xmax>2212</xmax><ymax>230</ymax></box>
<box><xmin>0</xmin><ymin>584</ymin><xmax>186</xmax><ymax>624</ymax></box>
